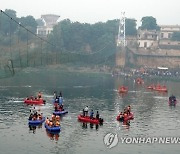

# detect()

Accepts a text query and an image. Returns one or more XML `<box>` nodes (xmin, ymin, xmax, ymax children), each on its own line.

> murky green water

<box><xmin>0</xmin><ymin>68</ymin><xmax>180</xmax><ymax>154</ymax></box>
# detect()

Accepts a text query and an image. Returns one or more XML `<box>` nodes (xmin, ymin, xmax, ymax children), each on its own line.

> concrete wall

<box><xmin>135</xmin><ymin>55</ymin><xmax>180</xmax><ymax>68</ymax></box>
<box><xmin>138</xmin><ymin>40</ymin><xmax>158</xmax><ymax>48</ymax></box>
<box><xmin>127</xmin><ymin>49</ymin><xmax>180</xmax><ymax>68</ymax></box>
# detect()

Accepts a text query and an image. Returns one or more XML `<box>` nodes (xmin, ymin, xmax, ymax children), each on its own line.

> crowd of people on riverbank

<box><xmin>112</xmin><ymin>68</ymin><xmax>180</xmax><ymax>79</ymax></box>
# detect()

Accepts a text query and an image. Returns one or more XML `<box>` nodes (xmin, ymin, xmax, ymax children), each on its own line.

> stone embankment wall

<box><xmin>126</xmin><ymin>48</ymin><xmax>180</xmax><ymax>68</ymax></box>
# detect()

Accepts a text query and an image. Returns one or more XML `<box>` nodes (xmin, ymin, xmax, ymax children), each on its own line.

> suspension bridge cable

<box><xmin>0</xmin><ymin>9</ymin><xmax>55</xmax><ymax>48</ymax></box>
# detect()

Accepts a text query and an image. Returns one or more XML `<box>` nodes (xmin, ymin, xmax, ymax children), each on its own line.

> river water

<box><xmin>0</xmin><ymin>68</ymin><xmax>180</xmax><ymax>154</ymax></box>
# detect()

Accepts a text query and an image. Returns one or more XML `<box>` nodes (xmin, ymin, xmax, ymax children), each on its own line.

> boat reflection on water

<box><xmin>46</xmin><ymin>130</ymin><xmax>60</xmax><ymax>141</ymax></box>
<box><xmin>81</xmin><ymin>122</ymin><xmax>103</xmax><ymax>130</ymax></box>
<box><xmin>29</xmin><ymin>124</ymin><xmax>43</xmax><ymax>134</ymax></box>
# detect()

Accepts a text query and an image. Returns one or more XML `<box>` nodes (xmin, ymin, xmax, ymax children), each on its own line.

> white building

<box><xmin>160</xmin><ymin>25</ymin><xmax>180</xmax><ymax>39</ymax></box>
<box><xmin>37</xmin><ymin>14</ymin><xmax>60</xmax><ymax>37</ymax></box>
<box><xmin>137</xmin><ymin>30</ymin><xmax>159</xmax><ymax>49</ymax></box>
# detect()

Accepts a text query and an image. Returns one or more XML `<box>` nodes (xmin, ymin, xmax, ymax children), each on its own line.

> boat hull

<box><xmin>28</xmin><ymin>117</ymin><xmax>45</xmax><ymax>125</ymax></box>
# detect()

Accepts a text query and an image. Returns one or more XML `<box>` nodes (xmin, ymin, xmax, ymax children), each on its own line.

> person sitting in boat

<box><xmin>84</xmin><ymin>106</ymin><xmax>89</xmax><ymax>116</ymax></box>
<box><xmin>46</xmin><ymin>117</ymin><xmax>50</xmax><ymax>124</ymax></box>
<box><xmin>59</xmin><ymin>104</ymin><xmax>64</xmax><ymax>111</ymax></box>
<box><xmin>169</xmin><ymin>95</ymin><xmax>176</xmax><ymax>102</ymax></box>
<box><xmin>123</xmin><ymin>112</ymin><xmax>128</xmax><ymax>120</ymax></box>
<box><xmin>55</xmin><ymin>120</ymin><xmax>60</xmax><ymax>127</ymax></box>
<box><xmin>119</xmin><ymin>112</ymin><xmax>124</xmax><ymax>121</ymax></box>
<box><xmin>52</xmin><ymin>114</ymin><xmax>56</xmax><ymax>123</ymax></box>
<box><xmin>55</xmin><ymin>104</ymin><xmax>59</xmax><ymax>112</ymax></box>
<box><xmin>26</xmin><ymin>96</ymin><xmax>30</xmax><ymax>100</ymax></box>
<box><xmin>55</xmin><ymin>115</ymin><xmax>60</xmax><ymax>122</ymax></box>
<box><xmin>29</xmin><ymin>113</ymin><xmax>33</xmax><ymax>120</ymax></box>
<box><xmin>90</xmin><ymin>110</ymin><xmax>94</xmax><ymax>119</ymax></box>
<box><xmin>30</xmin><ymin>96</ymin><xmax>34</xmax><ymax>100</ymax></box>
<box><xmin>96</xmin><ymin>111</ymin><xmax>99</xmax><ymax>119</ymax></box>
<box><xmin>127</xmin><ymin>105</ymin><xmax>131</xmax><ymax>115</ymax></box>
<box><xmin>37</xmin><ymin>91</ymin><xmax>42</xmax><ymax>99</ymax></box>
<box><xmin>37</xmin><ymin>113</ymin><xmax>43</xmax><ymax>120</ymax></box>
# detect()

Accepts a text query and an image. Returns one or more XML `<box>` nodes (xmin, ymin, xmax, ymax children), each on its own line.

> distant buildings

<box><xmin>137</xmin><ymin>30</ymin><xmax>159</xmax><ymax>49</ymax></box>
<box><xmin>160</xmin><ymin>25</ymin><xmax>180</xmax><ymax>39</ymax></box>
<box><xmin>36</xmin><ymin>14</ymin><xmax>60</xmax><ymax>37</ymax></box>
<box><xmin>137</xmin><ymin>25</ymin><xmax>180</xmax><ymax>50</ymax></box>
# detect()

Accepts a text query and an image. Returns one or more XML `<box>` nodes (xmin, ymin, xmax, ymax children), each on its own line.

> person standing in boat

<box><xmin>58</xmin><ymin>91</ymin><xmax>64</xmax><ymax>111</ymax></box>
<box><xmin>58</xmin><ymin>91</ymin><xmax>63</xmax><ymax>105</ymax></box>
<box><xmin>90</xmin><ymin>110</ymin><xmax>94</xmax><ymax>119</ymax></box>
<box><xmin>96</xmin><ymin>111</ymin><xmax>99</xmax><ymax>119</ymax></box>
<box><xmin>84</xmin><ymin>106</ymin><xmax>89</xmax><ymax>116</ymax></box>
<box><xmin>53</xmin><ymin>91</ymin><xmax>57</xmax><ymax>103</ymax></box>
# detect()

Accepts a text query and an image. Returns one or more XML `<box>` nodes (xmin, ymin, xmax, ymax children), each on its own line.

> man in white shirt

<box><xmin>84</xmin><ymin>106</ymin><xmax>89</xmax><ymax>116</ymax></box>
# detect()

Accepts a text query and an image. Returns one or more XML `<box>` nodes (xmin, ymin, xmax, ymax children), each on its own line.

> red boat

<box><xmin>24</xmin><ymin>99</ymin><xmax>46</xmax><ymax>105</ymax></box>
<box><xmin>116</xmin><ymin>112</ymin><xmax>134</xmax><ymax>121</ymax></box>
<box><xmin>154</xmin><ymin>87</ymin><xmax>167</xmax><ymax>92</ymax></box>
<box><xmin>147</xmin><ymin>85</ymin><xmax>155</xmax><ymax>89</ymax></box>
<box><xmin>78</xmin><ymin>115</ymin><xmax>103</xmax><ymax>124</ymax></box>
<box><xmin>118</xmin><ymin>86</ymin><xmax>128</xmax><ymax>93</ymax></box>
<box><xmin>152</xmin><ymin>84</ymin><xmax>168</xmax><ymax>92</ymax></box>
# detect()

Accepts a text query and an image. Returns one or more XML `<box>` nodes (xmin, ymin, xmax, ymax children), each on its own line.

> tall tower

<box><xmin>117</xmin><ymin>12</ymin><xmax>126</xmax><ymax>47</ymax></box>
<box><xmin>116</xmin><ymin>12</ymin><xmax>126</xmax><ymax>67</ymax></box>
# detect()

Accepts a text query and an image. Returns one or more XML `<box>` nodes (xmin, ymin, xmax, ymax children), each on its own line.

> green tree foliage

<box><xmin>48</xmin><ymin>19</ymin><xmax>119</xmax><ymax>53</ymax></box>
<box><xmin>19</xmin><ymin>16</ymin><xmax>37</xmax><ymax>33</ymax></box>
<box><xmin>0</xmin><ymin>9</ymin><xmax>18</xmax><ymax>36</ymax></box>
<box><xmin>171</xmin><ymin>32</ymin><xmax>180</xmax><ymax>41</ymax></box>
<box><xmin>140</xmin><ymin>16</ymin><xmax>159</xmax><ymax>30</ymax></box>
<box><xmin>47</xmin><ymin>18</ymin><xmax>137</xmax><ymax>65</ymax></box>
<box><xmin>125</xmin><ymin>18</ymin><xmax>137</xmax><ymax>35</ymax></box>
<box><xmin>36</xmin><ymin>18</ymin><xmax>44</xmax><ymax>26</ymax></box>
<box><xmin>18</xmin><ymin>16</ymin><xmax>37</xmax><ymax>40</ymax></box>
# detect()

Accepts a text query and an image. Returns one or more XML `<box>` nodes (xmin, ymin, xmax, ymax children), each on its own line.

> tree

<box><xmin>140</xmin><ymin>16</ymin><xmax>159</xmax><ymax>30</ymax></box>
<box><xmin>0</xmin><ymin>9</ymin><xmax>18</xmax><ymax>35</ymax></box>
<box><xmin>19</xmin><ymin>16</ymin><xmax>37</xmax><ymax>33</ymax></box>
<box><xmin>125</xmin><ymin>18</ymin><xmax>137</xmax><ymax>36</ymax></box>
<box><xmin>36</xmin><ymin>18</ymin><xmax>44</xmax><ymax>26</ymax></box>
<box><xmin>171</xmin><ymin>32</ymin><xmax>180</xmax><ymax>41</ymax></box>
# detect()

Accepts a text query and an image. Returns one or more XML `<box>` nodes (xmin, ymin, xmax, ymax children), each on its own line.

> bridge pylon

<box><xmin>116</xmin><ymin>12</ymin><xmax>126</xmax><ymax>67</ymax></box>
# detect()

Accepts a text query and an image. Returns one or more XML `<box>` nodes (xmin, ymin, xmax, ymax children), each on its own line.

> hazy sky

<box><xmin>1</xmin><ymin>0</ymin><xmax>180</xmax><ymax>26</ymax></box>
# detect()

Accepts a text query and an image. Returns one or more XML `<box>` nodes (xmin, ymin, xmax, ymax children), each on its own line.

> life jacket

<box><xmin>56</xmin><ymin>121</ymin><xmax>60</xmax><ymax>126</ymax></box>
<box><xmin>46</xmin><ymin>119</ymin><xmax>49</xmax><ymax>124</ymax></box>
<box><xmin>124</xmin><ymin>113</ymin><xmax>127</xmax><ymax>118</ymax></box>
<box><xmin>49</xmin><ymin>122</ymin><xmax>53</xmax><ymax>127</ymax></box>
<box><xmin>52</xmin><ymin>115</ymin><xmax>55</xmax><ymax>121</ymax></box>
<box><xmin>56</xmin><ymin>116</ymin><xmax>60</xmax><ymax>121</ymax></box>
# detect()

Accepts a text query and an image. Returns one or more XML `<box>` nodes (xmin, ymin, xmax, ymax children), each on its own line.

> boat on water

<box><xmin>169</xmin><ymin>95</ymin><xmax>177</xmax><ymax>106</ymax></box>
<box><xmin>44</xmin><ymin>123</ymin><xmax>61</xmax><ymax>132</ymax></box>
<box><xmin>24</xmin><ymin>99</ymin><xmax>46</xmax><ymax>105</ymax></box>
<box><xmin>53</xmin><ymin>110</ymin><xmax>68</xmax><ymax>115</ymax></box>
<box><xmin>154</xmin><ymin>85</ymin><xmax>168</xmax><ymax>92</ymax></box>
<box><xmin>147</xmin><ymin>84</ymin><xmax>155</xmax><ymax>89</ymax></box>
<box><xmin>118</xmin><ymin>86</ymin><xmax>128</xmax><ymax>93</ymax></box>
<box><xmin>28</xmin><ymin>117</ymin><xmax>45</xmax><ymax>125</ymax></box>
<box><xmin>78</xmin><ymin>115</ymin><xmax>103</xmax><ymax>125</ymax></box>
<box><xmin>117</xmin><ymin>112</ymin><xmax>134</xmax><ymax>122</ymax></box>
